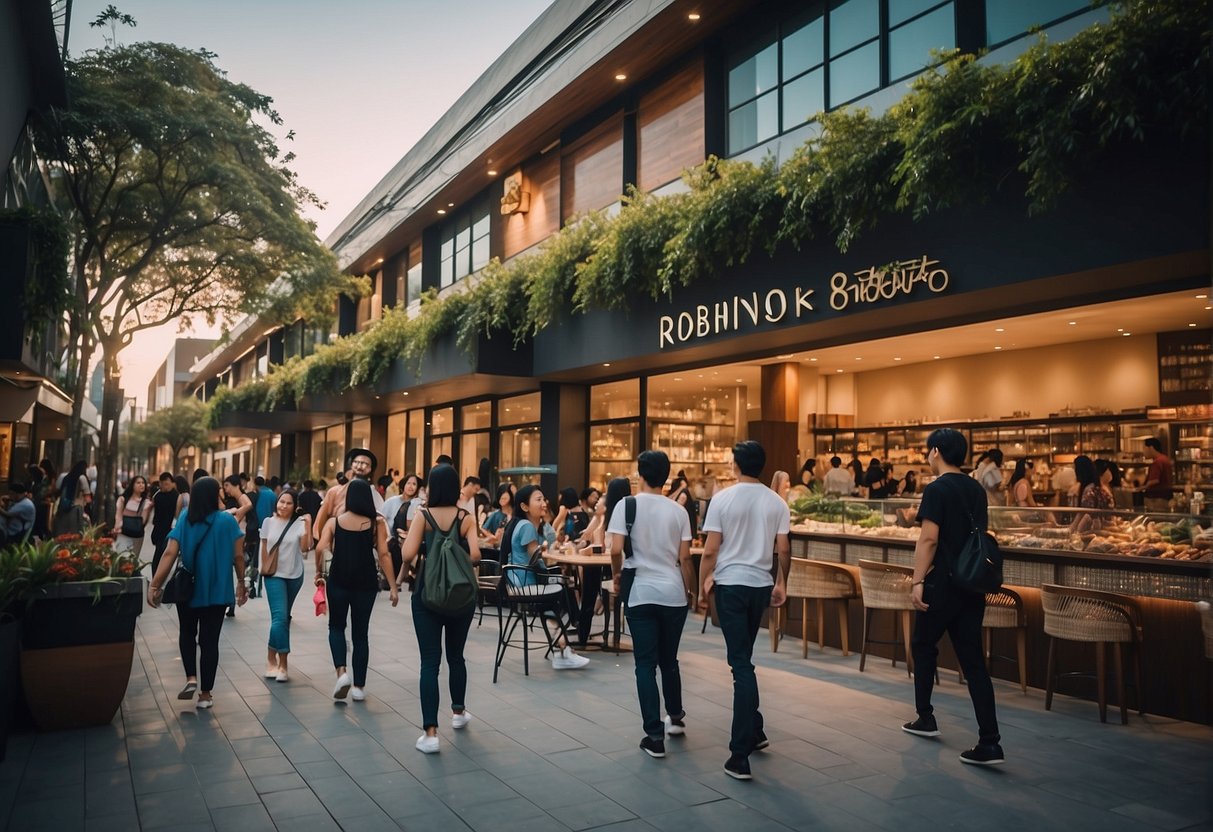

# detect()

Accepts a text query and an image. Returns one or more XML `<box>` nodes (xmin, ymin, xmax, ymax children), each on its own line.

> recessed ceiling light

<box><xmin>1198</xmin><ymin>294</ymin><xmax>1208</xmax><ymax>299</ymax></box>
<box><xmin>403</xmin><ymin>392</ymin><xmax>408</xmax><ymax>396</ymax></box>
<box><xmin>933</xmin><ymin>355</ymin><xmax>941</xmax><ymax>360</ymax></box>
<box><xmin>448</xmin><ymin>202</ymin><xmax>454</xmax><ymax>207</ymax></box>
<box><xmin>893</xmin><ymin>357</ymin><xmax>901</xmax><ymax>361</ymax></box>
<box><xmin>373</xmin><ymin>257</ymin><xmax>384</xmax><ymax>265</ymax></box>
<box><xmin>603</xmin><ymin>363</ymin><xmax>611</xmax><ymax>367</ymax></box>
<box><xmin>854</xmin><ymin>357</ymin><xmax>862</xmax><ymax>361</ymax></box>
<box><xmin>1189</xmin><ymin>323</ymin><xmax>1198</xmax><ymax>327</ymax></box>
<box><xmin>735</xmin><ymin>379</ymin><xmax>743</xmax><ymax>383</ymax></box>
<box><xmin>836</xmin><ymin>369</ymin><xmax>843</xmax><ymax>373</ymax></box>
<box><xmin>688</xmin><ymin>12</ymin><xmax>701</xmax><ymax>20</ymax></box>
<box><xmin>1068</xmin><ymin>321</ymin><xmax>1077</xmax><ymax>326</ymax></box>
<box><xmin>994</xmin><ymin>346</ymin><xmax>1002</xmax><ymax>351</ymax></box>
<box><xmin>1122</xmin><ymin>332</ymin><xmax>1132</xmax><ymax>336</ymax></box>
<box><xmin>673</xmin><ymin>377</ymin><xmax>682</xmax><ymax>381</ymax></box>
<box><xmin>995</xmin><ymin>327</ymin><xmax>1004</xmax><ymax>333</ymax></box>
<box><xmin>1205</xmin><ymin>305</ymin><xmax>1212</xmax><ymax>310</ymax></box>
<box><xmin>778</xmin><ymin>353</ymin><xmax>794</xmax><ymax>359</ymax></box>
<box><xmin>436</xmin><ymin>209</ymin><xmax>446</xmax><ymax>215</ymax></box>
<box><xmin>615</xmin><ymin>73</ymin><xmax>627</xmax><ymax>81</ymax></box>
<box><xmin>1116</xmin><ymin>328</ymin><xmax>1123</xmax><ymax>332</ymax></box>
<box><xmin>487</xmin><ymin>169</ymin><xmax>498</xmax><ymax>176</ymax></box>
<box><xmin>809</xmin><ymin>357</ymin><xmax>817</xmax><ymax>362</ymax></box>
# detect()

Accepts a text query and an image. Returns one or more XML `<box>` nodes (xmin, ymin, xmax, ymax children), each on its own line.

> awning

<box><xmin>0</xmin><ymin>378</ymin><xmax>73</xmax><ymax>422</ymax></box>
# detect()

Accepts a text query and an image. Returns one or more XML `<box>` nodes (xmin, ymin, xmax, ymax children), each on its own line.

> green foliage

<box><xmin>205</xmin><ymin>0</ymin><xmax>1208</xmax><ymax>414</ymax></box>
<box><xmin>0</xmin><ymin>206</ymin><xmax>72</xmax><ymax>330</ymax></box>
<box><xmin>134</xmin><ymin>398</ymin><xmax>213</xmax><ymax>462</ymax></box>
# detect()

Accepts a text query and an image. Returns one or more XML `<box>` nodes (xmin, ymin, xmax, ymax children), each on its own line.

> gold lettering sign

<box><xmin>657</xmin><ymin>255</ymin><xmax>949</xmax><ymax>349</ymax></box>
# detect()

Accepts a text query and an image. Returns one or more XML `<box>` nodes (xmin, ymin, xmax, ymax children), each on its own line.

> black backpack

<box><xmin>420</xmin><ymin>509</ymin><xmax>477</xmax><ymax>615</ymax></box>
<box><xmin>940</xmin><ymin>477</ymin><xmax>1004</xmax><ymax>595</ymax></box>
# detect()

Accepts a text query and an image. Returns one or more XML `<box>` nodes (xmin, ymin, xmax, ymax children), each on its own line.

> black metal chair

<box><xmin>492</xmin><ymin>563</ymin><xmax>576</xmax><ymax>682</ymax></box>
<box><xmin>476</xmin><ymin>558</ymin><xmax>503</xmax><ymax>628</ymax></box>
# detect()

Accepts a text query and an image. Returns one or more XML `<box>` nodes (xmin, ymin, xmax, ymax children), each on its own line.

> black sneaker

<box><xmin>902</xmin><ymin>715</ymin><xmax>940</xmax><ymax>737</ymax></box>
<box><xmin>754</xmin><ymin>730</ymin><xmax>770</xmax><ymax>751</ymax></box>
<box><xmin>960</xmin><ymin>743</ymin><xmax>1005</xmax><ymax>766</ymax></box>
<box><xmin>724</xmin><ymin>755</ymin><xmax>752</xmax><ymax>780</ymax></box>
<box><xmin>639</xmin><ymin>736</ymin><xmax>666</xmax><ymax>758</ymax></box>
<box><xmin>664</xmin><ymin>714</ymin><xmax>686</xmax><ymax>736</ymax></box>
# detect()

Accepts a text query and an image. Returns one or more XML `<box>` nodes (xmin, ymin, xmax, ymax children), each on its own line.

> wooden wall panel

<box><xmin>638</xmin><ymin>61</ymin><xmax>706</xmax><ymax>193</ymax></box>
<box><xmin>561</xmin><ymin>118</ymin><xmax>624</xmax><ymax>221</ymax></box>
<box><xmin>502</xmin><ymin>153</ymin><xmax>561</xmax><ymax>260</ymax></box>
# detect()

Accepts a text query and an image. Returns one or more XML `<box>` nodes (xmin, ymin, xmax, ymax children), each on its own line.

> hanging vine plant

<box><xmin>0</xmin><ymin>205</ymin><xmax>72</xmax><ymax>332</ymax></box>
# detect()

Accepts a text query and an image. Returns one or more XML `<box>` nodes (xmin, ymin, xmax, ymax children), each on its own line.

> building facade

<box><xmin>195</xmin><ymin>0</ymin><xmax>1210</xmax><ymax>501</ymax></box>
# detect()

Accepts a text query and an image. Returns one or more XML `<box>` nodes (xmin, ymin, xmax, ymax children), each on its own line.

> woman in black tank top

<box><xmin>315</xmin><ymin>479</ymin><xmax>398</xmax><ymax>702</ymax></box>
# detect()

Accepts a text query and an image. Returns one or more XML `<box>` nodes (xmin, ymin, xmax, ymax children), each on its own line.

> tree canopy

<box><xmin>131</xmin><ymin>398</ymin><xmax>212</xmax><ymax>468</ymax></box>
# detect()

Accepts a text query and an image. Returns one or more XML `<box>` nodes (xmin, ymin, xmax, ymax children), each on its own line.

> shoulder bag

<box><xmin>121</xmin><ymin>497</ymin><xmax>147</xmax><ymax>538</ymax></box>
<box><xmin>261</xmin><ymin>515</ymin><xmax>298</xmax><ymax>577</ymax></box>
<box><xmin>616</xmin><ymin>497</ymin><xmax>638</xmax><ymax>606</ymax></box>
<box><xmin>940</xmin><ymin>477</ymin><xmax>1004</xmax><ymax>595</ymax></box>
<box><xmin>163</xmin><ymin>518</ymin><xmax>214</xmax><ymax>605</ymax></box>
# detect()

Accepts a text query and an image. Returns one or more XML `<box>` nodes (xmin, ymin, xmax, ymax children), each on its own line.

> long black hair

<box><xmin>188</xmin><ymin>477</ymin><xmax>221</xmax><ymax>524</ymax></box>
<box><xmin>62</xmin><ymin>460</ymin><xmax>88</xmax><ymax>502</ymax></box>
<box><xmin>604</xmin><ymin>477</ymin><xmax>632</xmax><ymax>527</ymax></box>
<box><xmin>1009</xmin><ymin>459</ymin><xmax>1030</xmax><ymax>488</ymax></box>
<box><xmin>122</xmin><ymin>475</ymin><xmax>148</xmax><ymax>505</ymax></box>
<box><xmin>501</xmin><ymin>483</ymin><xmax>543</xmax><ymax>560</ymax></box>
<box><xmin>1074</xmin><ymin>455</ymin><xmax>1097</xmax><ymax>499</ymax></box>
<box><xmin>426</xmin><ymin>464</ymin><xmax>460</xmax><ymax>507</ymax></box>
<box><xmin>345</xmin><ymin>478</ymin><xmax>377</xmax><ymax>520</ymax></box>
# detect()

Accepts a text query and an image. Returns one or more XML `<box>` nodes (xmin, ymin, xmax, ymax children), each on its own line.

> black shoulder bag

<box><xmin>163</xmin><ymin>518</ymin><xmax>214</xmax><ymax>605</ymax></box>
<box><xmin>940</xmin><ymin>477</ymin><xmax>1004</xmax><ymax>595</ymax></box>
<box><xmin>616</xmin><ymin>497</ymin><xmax>638</xmax><ymax>605</ymax></box>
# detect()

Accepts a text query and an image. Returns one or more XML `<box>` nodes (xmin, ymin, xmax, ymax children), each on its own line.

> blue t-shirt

<box><xmin>484</xmin><ymin>510</ymin><xmax>509</xmax><ymax>535</ymax></box>
<box><xmin>508</xmin><ymin>520</ymin><xmax>553</xmax><ymax>586</ymax></box>
<box><xmin>256</xmin><ymin>487</ymin><xmax>276</xmax><ymax>530</ymax></box>
<box><xmin>168</xmin><ymin>509</ymin><xmax>244</xmax><ymax>607</ymax></box>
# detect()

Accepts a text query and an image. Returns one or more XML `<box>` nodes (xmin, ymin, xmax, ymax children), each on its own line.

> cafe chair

<box><xmin>857</xmin><ymin>560</ymin><xmax>915</xmax><ymax>677</ymax></box>
<box><xmin>476</xmin><ymin>558</ymin><xmax>502</xmax><ymax>628</ymax></box>
<box><xmin>1041</xmin><ymin>584</ymin><xmax>1144</xmax><ymax>724</ymax></box>
<box><xmin>771</xmin><ymin>558</ymin><xmax>860</xmax><ymax>657</ymax></box>
<box><xmin>493</xmin><ymin>564</ymin><xmax>577</xmax><ymax>683</ymax></box>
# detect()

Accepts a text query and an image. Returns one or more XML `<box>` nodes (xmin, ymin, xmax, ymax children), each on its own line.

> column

<box><xmin>747</xmin><ymin>362</ymin><xmax>799</xmax><ymax>482</ymax></box>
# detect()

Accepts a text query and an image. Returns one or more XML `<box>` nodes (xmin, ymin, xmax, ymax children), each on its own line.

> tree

<box><xmin>134</xmin><ymin>399</ymin><xmax>213</xmax><ymax>472</ymax></box>
<box><xmin>36</xmin><ymin>29</ymin><xmax>362</xmax><ymax>519</ymax></box>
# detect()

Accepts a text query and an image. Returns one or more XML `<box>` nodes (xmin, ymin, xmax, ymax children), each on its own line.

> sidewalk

<box><xmin>2</xmin><ymin>570</ymin><xmax>1209</xmax><ymax>832</ymax></box>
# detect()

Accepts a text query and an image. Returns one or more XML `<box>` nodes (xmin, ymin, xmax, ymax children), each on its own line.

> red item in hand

<box><xmin>313</xmin><ymin>583</ymin><xmax>327</xmax><ymax>616</ymax></box>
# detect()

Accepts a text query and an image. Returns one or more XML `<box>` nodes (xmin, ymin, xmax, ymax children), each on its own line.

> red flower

<box><xmin>56</xmin><ymin>549</ymin><xmax>71</xmax><ymax>559</ymax></box>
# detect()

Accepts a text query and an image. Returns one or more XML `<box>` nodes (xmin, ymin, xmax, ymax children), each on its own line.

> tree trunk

<box><xmin>95</xmin><ymin>346</ymin><xmax>124</xmax><ymax>528</ymax></box>
<box><xmin>66</xmin><ymin>246</ymin><xmax>94</xmax><ymax>466</ymax></box>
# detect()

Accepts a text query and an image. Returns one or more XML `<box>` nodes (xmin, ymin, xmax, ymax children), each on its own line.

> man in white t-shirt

<box><xmin>822</xmin><ymin>456</ymin><xmax>855</xmax><ymax>495</ymax></box>
<box><xmin>608</xmin><ymin>450</ymin><xmax>697</xmax><ymax>760</ymax></box>
<box><xmin>699</xmin><ymin>440</ymin><xmax>790</xmax><ymax>781</ymax></box>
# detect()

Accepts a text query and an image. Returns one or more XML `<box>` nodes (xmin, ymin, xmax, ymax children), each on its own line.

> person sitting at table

<box><xmin>504</xmin><ymin>485</ymin><xmax>589</xmax><ymax>670</ymax></box>
<box><xmin>482</xmin><ymin>484</ymin><xmax>513</xmax><ymax>545</ymax></box>
<box><xmin>573</xmin><ymin>477</ymin><xmax>630</xmax><ymax>647</ymax></box>
<box><xmin>557</xmin><ymin>488</ymin><xmax>585</xmax><ymax>543</ymax></box>
<box><xmin>579</xmin><ymin>494</ymin><xmax>608</xmax><ymax>549</ymax></box>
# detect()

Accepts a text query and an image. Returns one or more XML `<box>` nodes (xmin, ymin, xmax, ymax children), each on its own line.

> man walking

<box><xmin>609</xmin><ymin>450</ymin><xmax>697</xmax><ymax>759</ymax></box>
<box><xmin>149</xmin><ymin>473</ymin><xmax>179</xmax><ymax>576</ymax></box>
<box><xmin>699</xmin><ymin>441</ymin><xmax>789</xmax><ymax>780</ymax></box>
<box><xmin>904</xmin><ymin>427</ymin><xmax>1004</xmax><ymax>765</ymax></box>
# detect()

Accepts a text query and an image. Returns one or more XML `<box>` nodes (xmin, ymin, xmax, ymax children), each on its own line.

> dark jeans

<box><xmin>151</xmin><ymin>537</ymin><xmax>169</xmax><ymax>577</ymax></box>
<box><xmin>911</xmin><ymin>584</ymin><xmax>1001</xmax><ymax>745</ymax></box>
<box><xmin>714</xmin><ymin>583</ymin><xmax>772</xmax><ymax>757</ymax></box>
<box><xmin>412</xmin><ymin>592</ymin><xmax>474</xmax><ymax>729</ymax></box>
<box><xmin>624</xmin><ymin>602</ymin><xmax>688</xmax><ymax>739</ymax></box>
<box><xmin>326</xmin><ymin>582</ymin><xmax>377</xmax><ymax>686</ymax></box>
<box><xmin>576</xmin><ymin>565</ymin><xmax>609</xmax><ymax>645</ymax></box>
<box><xmin>177</xmin><ymin>604</ymin><xmax>227</xmax><ymax>692</ymax></box>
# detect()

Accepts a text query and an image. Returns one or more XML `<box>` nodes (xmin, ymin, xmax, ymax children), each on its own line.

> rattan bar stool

<box><xmin>959</xmin><ymin>588</ymin><xmax>1030</xmax><ymax>693</ymax></box>
<box><xmin>858</xmin><ymin>560</ymin><xmax>915</xmax><ymax>677</ymax></box>
<box><xmin>771</xmin><ymin>558</ymin><xmax>860</xmax><ymax>657</ymax></box>
<box><xmin>1041</xmin><ymin>584</ymin><xmax>1144</xmax><ymax>724</ymax></box>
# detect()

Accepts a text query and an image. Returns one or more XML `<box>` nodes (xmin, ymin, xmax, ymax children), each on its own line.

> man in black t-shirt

<box><xmin>149</xmin><ymin>473</ymin><xmax>179</xmax><ymax>576</ymax></box>
<box><xmin>298</xmin><ymin>480</ymin><xmax>322</xmax><ymax>524</ymax></box>
<box><xmin>903</xmin><ymin>428</ymin><xmax>1004</xmax><ymax>766</ymax></box>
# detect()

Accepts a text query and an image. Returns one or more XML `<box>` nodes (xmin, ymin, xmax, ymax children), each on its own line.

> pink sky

<box><xmin>69</xmin><ymin>0</ymin><xmax>554</xmax><ymax>407</ymax></box>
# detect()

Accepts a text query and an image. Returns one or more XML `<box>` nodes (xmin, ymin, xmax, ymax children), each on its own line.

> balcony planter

<box><xmin>18</xmin><ymin>577</ymin><xmax>144</xmax><ymax>731</ymax></box>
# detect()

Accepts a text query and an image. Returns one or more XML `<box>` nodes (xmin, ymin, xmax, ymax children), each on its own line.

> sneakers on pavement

<box><xmin>332</xmin><ymin>672</ymin><xmax>351</xmax><ymax>700</ymax></box>
<box><xmin>351</xmin><ymin>687</ymin><xmax>366</xmax><ymax>702</ymax></box>
<box><xmin>452</xmin><ymin>710</ymin><xmax>471</xmax><ymax>729</ymax></box>
<box><xmin>639</xmin><ymin>736</ymin><xmax>666</xmax><ymax>758</ymax></box>
<box><xmin>276</xmin><ymin>671</ymin><xmax>289</xmax><ymax>683</ymax></box>
<box><xmin>724</xmin><ymin>755</ymin><xmax>752</xmax><ymax>780</ymax></box>
<box><xmin>960</xmin><ymin>743</ymin><xmax>1005</xmax><ymax>766</ymax></box>
<box><xmin>416</xmin><ymin>734</ymin><xmax>440</xmax><ymax>754</ymax></box>
<box><xmin>264</xmin><ymin>665</ymin><xmax>280</xmax><ymax>679</ymax></box>
<box><xmin>195</xmin><ymin>697</ymin><xmax>213</xmax><ymax>710</ymax></box>
<box><xmin>664</xmin><ymin>714</ymin><xmax>686</xmax><ymax>736</ymax></box>
<box><xmin>551</xmin><ymin>646</ymin><xmax>590</xmax><ymax>670</ymax></box>
<box><xmin>754</xmin><ymin>730</ymin><xmax>770</xmax><ymax>751</ymax></box>
<box><xmin>902</xmin><ymin>715</ymin><xmax>941</xmax><ymax>737</ymax></box>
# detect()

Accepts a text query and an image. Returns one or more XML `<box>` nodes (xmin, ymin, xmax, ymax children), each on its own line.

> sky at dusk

<box><xmin>69</xmin><ymin>0</ymin><xmax>554</xmax><ymax>407</ymax></box>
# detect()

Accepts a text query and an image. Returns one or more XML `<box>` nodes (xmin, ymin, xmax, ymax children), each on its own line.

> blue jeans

<box><xmin>624</xmin><ymin>603</ymin><xmax>688</xmax><ymax>739</ymax></box>
<box><xmin>265</xmin><ymin>574</ymin><xmax>304</xmax><ymax>653</ymax></box>
<box><xmin>326</xmin><ymin>582</ymin><xmax>377</xmax><ymax>686</ymax></box>
<box><xmin>714</xmin><ymin>583</ymin><xmax>772</xmax><ymax>757</ymax></box>
<box><xmin>412</xmin><ymin>592</ymin><xmax>474</xmax><ymax>729</ymax></box>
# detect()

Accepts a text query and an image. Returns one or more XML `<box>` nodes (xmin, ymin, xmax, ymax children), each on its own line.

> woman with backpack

<box><xmin>315</xmin><ymin>478</ymin><xmax>398</xmax><ymax>703</ymax></box>
<box><xmin>398</xmin><ymin>464</ymin><xmax>481</xmax><ymax>754</ymax></box>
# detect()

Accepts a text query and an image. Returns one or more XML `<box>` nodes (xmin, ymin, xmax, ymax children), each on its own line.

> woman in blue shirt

<box><xmin>148</xmin><ymin>477</ymin><xmax>246</xmax><ymax>709</ymax></box>
<box><xmin>482</xmin><ymin>484</ymin><xmax>513</xmax><ymax>545</ymax></box>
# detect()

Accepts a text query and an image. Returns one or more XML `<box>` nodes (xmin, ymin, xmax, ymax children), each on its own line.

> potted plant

<box><xmin>10</xmin><ymin>530</ymin><xmax>144</xmax><ymax>731</ymax></box>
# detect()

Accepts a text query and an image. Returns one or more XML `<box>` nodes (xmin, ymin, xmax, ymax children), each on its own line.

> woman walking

<box><xmin>260</xmin><ymin>489</ymin><xmax>312</xmax><ymax>682</ymax></box>
<box><xmin>399</xmin><ymin>464</ymin><xmax>481</xmax><ymax>753</ymax></box>
<box><xmin>147</xmin><ymin>477</ymin><xmax>246</xmax><ymax>709</ymax></box>
<box><xmin>53</xmin><ymin>460</ymin><xmax>91</xmax><ymax>535</ymax></box>
<box><xmin>315</xmin><ymin>478</ymin><xmax>398</xmax><ymax>702</ymax></box>
<box><xmin>113</xmin><ymin>475</ymin><xmax>153</xmax><ymax>555</ymax></box>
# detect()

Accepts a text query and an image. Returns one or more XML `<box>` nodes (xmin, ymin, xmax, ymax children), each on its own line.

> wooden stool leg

<box><xmin>1096</xmin><ymin>641</ymin><xmax>1107</xmax><ymax>723</ymax></box>
<box><xmin>817</xmin><ymin>599</ymin><xmax>825</xmax><ymax>651</ymax></box>
<box><xmin>860</xmin><ymin>608</ymin><xmax>873</xmax><ymax>672</ymax></box>
<box><xmin>801</xmin><ymin>599</ymin><xmax>809</xmax><ymax>659</ymax></box>
<box><xmin>838</xmin><ymin>599</ymin><xmax>850</xmax><ymax>657</ymax></box>
<box><xmin>1045</xmin><ymin>636</ymin><xmax>1056</xmax><ymax>711</ymax></box>
<box><xmin>1133</xmin><ymin>642</ymin><xmax>1144</xmax><ymax>715</ymax></box>
<box><xmin>1114</xmin><ymin>642</ymin><xmax>1127</xmax><ymax>725</ymax></box>
<box><xmin>902</xmin><ymin>610</ymin><xmax>913</xmax><ymax>678</ymax></box>
<box><xmin>1016</xmin><ymin>628</ymin><xmax>1028</xmax><ymax>695</ymax></box>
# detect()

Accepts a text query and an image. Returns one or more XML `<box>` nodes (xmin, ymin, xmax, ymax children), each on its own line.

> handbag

<box><xmin>616</xmin><ymin>497</ymin><xmax>637</xmax><ymax>606</ymax></box>
<box><xmin>940</xmin><ymin>477</ymin><xmax>1004</xmax><ymax>595</ymax></box>
<box><xmin>313</xmin><ymin>583</ymin><xmax>328</xmax><ymax>616</ymax></box>
<box><xmin>261</xmin><ymin>515</ymin><xmax>297</xmax><ymax>578</ymax></box>
<box><xmin>163</xmin><ymin>518</ymin><xmax>214</xmax><ymax>605</ymax></box>
<box><xmin>120</xmin><ymin>498</ymin><xmax>146</xmax><ymax>538</ymax></box>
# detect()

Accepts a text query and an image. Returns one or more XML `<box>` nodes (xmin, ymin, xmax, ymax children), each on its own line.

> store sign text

<box><xmin>657</xmin><ymin>255</ymin><xmax>949</xmax><ymax>348</ymax></box>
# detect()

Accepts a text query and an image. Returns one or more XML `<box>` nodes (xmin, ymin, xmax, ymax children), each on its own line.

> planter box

<box><xmin>19</xmin><ymin>578</ymin><xmax>144</xmax><ymax>649</ymax></box>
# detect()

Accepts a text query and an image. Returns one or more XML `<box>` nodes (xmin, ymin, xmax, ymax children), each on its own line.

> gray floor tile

<box><xmin>200</xmin><ymin>776</ymin><xmax>262</xmax><ymax>809</ymax></box>
<box><xmin>208</xmin><ymin>803</ymin><xmax>277</xmax><ymax>832</ymax></box>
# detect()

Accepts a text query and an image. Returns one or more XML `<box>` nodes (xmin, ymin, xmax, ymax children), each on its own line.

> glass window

<box><xmin>460</xmin><ymin>433</ymin><xmax>490</xmax><ymax>483</ymax></box>
<box><xmin>471</xmin><ymin>234</ymin><xmax>490</xmax><ymax>272</ymax></box>
<box><xmin>430</xmin><ymin>435</ymin><xmax>452</xmax><ymax>467</ymax></box>
<box><xmin>782</xmin><ymin>68</ymin><xmax>825</xmax><ymax>130</ymax></box>
<box><xmin>889</xmin><ymin>0</ymin><xmax>944</xmax><ymax>26</ymax></box>
<box><xmin>430</xmin><ymin>407</ymin><xmax>453</xmax><ymax>435</ymax></box>
<box><xmin>782</xmin><ymin>14</ymin><xmax>824</xmax><ymax>79</ymax></box>
<box><xmin>498</xmin><ymin>426</ymin><xmax>540</xmax><ymax>475</ymax></box>
<box><xmin>406</xmin><ymin>262</ymin><xmax>422</xmax><ymax>304</ymax></box>
<box><xmin>590</xmin><ymin>379</ymin><xmax>640</xmax><ymax>421</ymax></box>
<box><xmin>829</xmin><ymin>0</ymin><xmax>879</xmax><ymax>57</ymax></box>
<box><xmin>498</xmin><ymin>392</ymin><xmax>540</xmax><ymax>427</ymax></box>
<box><xmin>407</xmin><ymin>410</ymin><xmax>424</xmax><ymax>475</ymax></box>
<box><xmin>986</xmin><ymin>0</ymin><xmax>1089</xmax><ymax>46</ymax></box>
<box><xmin>829</xmin><ymin>40</ymin><xmax>880</xmax><ymax>105</ymax></box>
<box><xmin>728</xmin><ymin>92</ymin><xmax>779</xmax><ymax>154</ymax></box>
<box><xmin>461</xmin><ymin>401</ymin><xmax>492</xmax><ymax>431</ymax></box>
<box><xmin>350</xmin><ymin>418</ymin><xmax>370</xmax><ymax>454</ymax></box>
<box><xmin>889</xmin><ymin>3</ymin><xmax>954</xmax><ymax>81</ymax></box>
<box><xmin>728</xmin><ymin>39</ymin><xmax>778</xmax><ymax>103</ymax></box>
<box><xmin>589</xmin><ymin>423</ymin><xmax>638</xmax><ymax>492</ymax></box>
<box><xmin>387</xmin><ymin>411</ymin><xmax>406</xmax><ymax>477</ymax></box>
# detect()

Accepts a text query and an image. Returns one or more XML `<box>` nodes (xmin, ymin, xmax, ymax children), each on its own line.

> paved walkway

<box><xmin>2</xmin><ymin>566</ymin><xmax>1210</xmax><ymax>831</ymax></box>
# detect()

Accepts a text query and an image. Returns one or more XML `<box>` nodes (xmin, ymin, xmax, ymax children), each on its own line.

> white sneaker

<box><xmin>351</xmin><ymin>687</ymin><xmax>366</xmax><ymax>702</ymax></box>
<box><xmin>416</xmin><ymin>734</ymin><xmax>440</xmax><ymax>754</ymax></box>
<box><xmin>333</xmin><ymin>672</ymin><xmax>351</xmax><ymax>700</ymax></box>
<box><xmin>196</xmin><ymin>697</ymin><xmax>213</xmax><ymax>710</ymax></box>
<box><xmin>451</xmin><ymin>710</ymin><xmax>471</xmax><ymax>729</ymax></box>
<box><xmin>265</xmin><ymin>665</ymin><xmax>280</xmax><ymax>679</ymax></box>
<box><xmin>664</xmin><ymin>715</ymin><xmax>686</xmax><ymax>736</ymax></box>
<box><xmin>551</xmin><ymin>646</ymin><xmax>590</xmax><ymax>670</ymax></box>
<box><xmin>276</xmin><ymin>670</ymin><xmax>289</xmax><ymax>683</ymax></box>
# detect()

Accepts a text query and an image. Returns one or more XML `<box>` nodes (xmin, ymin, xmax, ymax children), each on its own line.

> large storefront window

<box><xmin>312</xmin><ymin>424</ymin><xmax>345</xmax><ymax>482</ymax></box>
<box><xmin>430</xmin><ymin>406</ymin><xmax>454</xmax><ymax>468</ymax></box>
<box><xmin>648</xmin><ymin>369</ymin><xmax>754</xmax><ymax>485</ymax></box>
<box><xmin>985</xmin><ymin>0</ymin><xmax>1089</xmax><ymax>48</ymax></box>
<box><xmin>589</xmin><ymin>379</ymin><xmax>640</xmax><ymax>490</ymax></box>
<box><xmin>350</xmin><ymin>418</ymin><xmax>371</xmax><ymax>455</ymax></box>
<box><xmin>407</xmin><ymin>410</ymin><xmax>424</xmax><ymax>475</ymax></box>
<box><xmin>461</xmin><ymin>401</ymin><xmax>492</xmax><ymax>481</ymax></box>
<box><xmin>498</xmin><ymin>393</ymin><xmax>540</xmax><ymax>486</ymax></box>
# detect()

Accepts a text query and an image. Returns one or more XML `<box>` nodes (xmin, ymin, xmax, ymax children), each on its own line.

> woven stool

<box><xmin>1041</xmin><ymin>584</ymin><xmax>1143</xmax><ymax>724</ymax></box>
<box><xmin>959</xmin><ymin>588</ymin><xmax>1029</xmax><ymax>693</ymax></box>
<box><xmin>858</xmin><ymin>560</ymin><xmax>915</xmax><ymax>677</ymax></box>
<box><xmin>772</xmin><ymin>559</ymin><xmax>860</xmax><ymax>657</ymax></box>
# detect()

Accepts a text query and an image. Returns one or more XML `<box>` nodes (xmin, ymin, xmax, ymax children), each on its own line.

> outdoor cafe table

<box><xmin>543</xmin><ymin>549</ymin><xmax>627</xmax><ymax>652</ymax></box>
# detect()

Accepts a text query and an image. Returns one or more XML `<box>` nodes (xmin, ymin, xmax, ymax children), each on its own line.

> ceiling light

<box><xmin>673</xmin><ymin>377</ymin><xmax>682</xmax><ymax>381</ymax></box>
<box><xmin>854</xmin><ymin>357</ymin><xmax>862</xmax><ymax>361</ymax></box>
<box><xmin>933</xmin><ymin>355</ymin><xmax>941</xmax><ymax>360</ymax></box>
<box><xmin>836</xmin><ymin>369</ymin><xmax>843</xmax><ymax>373</ymax></box>
<box><xmin>448</xmin><ymin>202</ymin><xmax>454</xmax><ymax>207</ymax></box>
<box><xmin>1198</xmin><ymin>294</ymin><xmax>1208</xmax><ymax>299</ymax></box>
<box><xmin>1205</xmin><ymin>306</ymin><xmax>1211</xmax><ymax>310</ymax></box>
<box><xmin>1122</xmin><ymin>332</ymin><xmax>1131</xmax><ymax>336</ymax></box>
<box><xmin>893</xmin><ymin>357</ymin><xmax>902</xmax><ymax>361</ymax></box>
<box><xmin>809</xmin><ymin>357</ymin><xmax>817</xmax><ymax>362</ymax></box>
<box><xmin>994</xmin><ymin>346</ymin><xmax>1002</xmax><ymax>350</ymax></box>
<box><xmin>615</xmin><ymin>73</ymin><xmax>627</xmax><ymax>81</ymax></box>
<box><xmin>688</xmin><ymin>12</ymin><xmax>701</xmax><ymax>20</ymax></box>
<box><xmin>1116</xmin><ymin>328</ymin><xmax>1123</xmax><ymax>332</ymax></box>
<box><xmin>436</xmin><ymin>209</ymin><xmax>446</xmax><ymax>215</ymax></box>
<box><xmin>778</xmin><ymin>353</ymin><xmax>794</xmax><ymax>359</ymax></box>
<box><xmin>1189</xmin><ymin>323</ymin><xmax>1198</xmax><ymax>327</ymax></box>
<box><xmin>995</xmin><ymin>327</ymin><xmax>1004</xmax><ymax>333</ymax></box>
<box><xmin>1068</xmin><ymin>321</ymin><xmax>1077</xmax><ymax>326</ymax></box>
<box><xmin>373</xmin><ymin>257</ymin><xmax>384</xmax><ymax>265</ymax></box>
<box><xmin>487</xmin><ymin>169</ymin><xmax>498</xmax><ymax>176</ymax></box>
<box><xmin>603</xmin><ymin>363</ymin><xmax>611</xmax><ymax>367</ymax></box>
<box><xmin>403</xmin><ymin>392</ymin><xmax>409</xmax><ymax>396</ymax></box>
<box><xmin>735</xmin><ymin>378</ymin><xmax>743</xmax><ymax>383</ymax></box>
